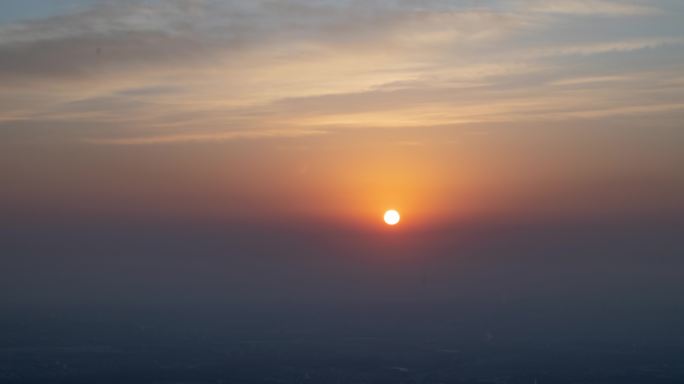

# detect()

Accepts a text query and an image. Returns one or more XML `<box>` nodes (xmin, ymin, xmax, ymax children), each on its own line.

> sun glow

<box><xmin>384</xmin><ymin>210</ymin><xmax>401</xmax><ymax>226</ymax></box>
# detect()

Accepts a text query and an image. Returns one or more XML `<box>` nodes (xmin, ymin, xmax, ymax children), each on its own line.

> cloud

<box><xmin>549</xmin><ymin>75</ymin><xmax>631</xmax><ymax>86</ymax></box>
<box><xmin>83</xmin><ymin>128</ymin><xmax>326</xmax><ymax>145</ymax></box>
<box><xmin>533</xmin><ymin>37</ymin><xmax>684</xmax><ymax>57</ymax></box>
<box><xmin>0</xmin><ymin>0</ymin><xmax>530</xmax><ymax>81</ymax></box>
<box><xmin>0</xmin><ymin>0</ymin><xmax>681</xmax><ymax>146</ymax></box>
<box><xmin>0</xmin><ymin>0</ymin><xmax>534</xmax><ymax>124</ymax></box>
<box><xmin>523</xmin><ymin>0</ymin><xmax>661</xmax><ymax>16</ymax></box>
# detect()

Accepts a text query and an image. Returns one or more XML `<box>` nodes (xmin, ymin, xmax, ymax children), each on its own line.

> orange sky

<box><xmin>0</xmin><ymin>0</ymin><xmax>683</xmax><ymax>229</ymax></box>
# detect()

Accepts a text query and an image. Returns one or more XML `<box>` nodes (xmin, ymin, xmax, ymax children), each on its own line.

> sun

<box><xmin>383</xmin><ymin>210</ymin><xmax>400</xmax><ymax>226</ymax></box>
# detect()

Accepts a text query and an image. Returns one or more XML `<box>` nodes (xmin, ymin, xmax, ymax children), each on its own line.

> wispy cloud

<box><xmin>0</xmin><ymin>0</ymin><xmax>682</xmax><ymax>145</ymax></box>
<box><xmin>523</xmin><ymin>0</ymin><xmax>662</xmax><ymax>16</ymax></box>
<box><xmin>534</xmin><ymin>37</ymin><xmax>684</xmax><ymax>57</ymax></box>
<box><xmin>0</xmin><ymin>1</ymin><xmax>530</xmax><ymax>81</ymax></box>
<box><xmin>550</xmin><ymin>75</ymin><xmax>632</xmax><ymax>86</ymax></box>
<box><xmin>83</xmin><ymin>129</ymin><xmax>326</xmax><ymax>145</ymax></box>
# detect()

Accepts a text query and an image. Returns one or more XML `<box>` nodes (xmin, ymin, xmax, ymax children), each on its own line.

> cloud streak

<box><xmin>523</xmin><ymin>0</ymin><xmax>662</xmax><ymax>16</ymax></box>
<box><xmin>534</xmin><ymin>37</ymin><xmax>684</xmax><ymax>57</ymax></box>
<box><xmin>83</xmin><ymin>128</ymin><xmax>326</xmax><ymax>145</ymax></box>
<box><xmin>0</xmin><ymin>0</ymin><xmax>682</xmax><ymax>145</ymax></box>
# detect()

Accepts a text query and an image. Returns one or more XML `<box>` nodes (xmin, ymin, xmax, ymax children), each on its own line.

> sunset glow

<box><xmin>1</xmin><ymin>1</ymin><xmax>684</xmax><ymax>381</ymax></box>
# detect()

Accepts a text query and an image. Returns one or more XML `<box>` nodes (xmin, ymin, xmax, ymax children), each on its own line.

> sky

<box><xmin>1</xmin><ymin>0</ymin><xmax>683</xmax><ymax>228</ymax></box>
<box><xmin>1</xmin><ymin>0</ymin><xmax>683</xmax><ymax>346</ymax></box>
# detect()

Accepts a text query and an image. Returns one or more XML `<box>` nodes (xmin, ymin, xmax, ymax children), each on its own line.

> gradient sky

<box><xmin>1</xmin><ymin>0</ymin><xmax>683</xmax><ymax>229</ymax></box>
<box><xmin>1</xmin><ymin>3</ymin><xmax>684</xmax><ymax>362</ymax></box>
